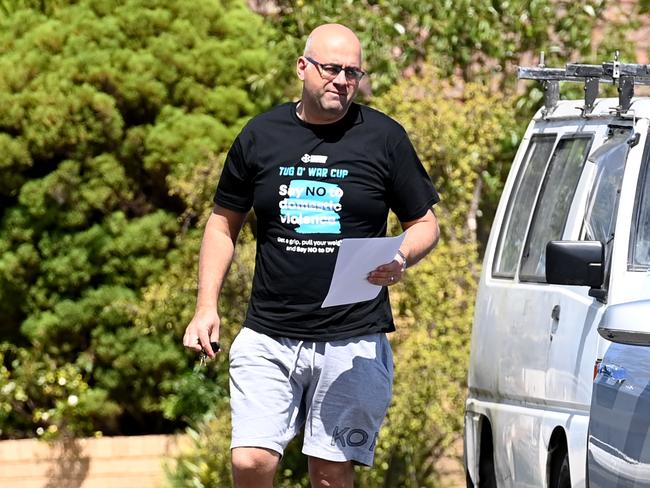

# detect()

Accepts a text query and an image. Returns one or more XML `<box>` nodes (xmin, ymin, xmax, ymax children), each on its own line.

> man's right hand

<box><xmin>183</xmin><ymin>308</ymin><xmax>221</xmax><ymax>359</ymax></box>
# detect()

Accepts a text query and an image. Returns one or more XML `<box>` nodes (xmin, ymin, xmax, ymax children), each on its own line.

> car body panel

<box><xmin>588</xmin><ymin>342</ymin><xmax>650</xmax><ymax>487</ymax></box>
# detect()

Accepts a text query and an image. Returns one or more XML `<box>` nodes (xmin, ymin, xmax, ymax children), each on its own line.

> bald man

<box><xmin>183</xmin><ymin>24</ymin><xmax>440</xmax><ymax>487</ymax></box>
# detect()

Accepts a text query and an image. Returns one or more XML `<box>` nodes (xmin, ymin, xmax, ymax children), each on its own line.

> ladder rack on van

<box><xmin>518</xmin><ymin>52</ymin><xmax>650</xmax><ymax>116</ymax></box>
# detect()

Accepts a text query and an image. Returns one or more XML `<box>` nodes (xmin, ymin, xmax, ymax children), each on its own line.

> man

<box><xmin>183</xmin><ymin>23</ymin><xmax>439</xmax><ymax>488</ymax></box>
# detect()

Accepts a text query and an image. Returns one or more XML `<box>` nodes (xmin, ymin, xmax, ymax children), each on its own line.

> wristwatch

<box><xmin>396</xmin><ymin>249</ymin><xmax>408</xmax><ymax>272</ymax></box>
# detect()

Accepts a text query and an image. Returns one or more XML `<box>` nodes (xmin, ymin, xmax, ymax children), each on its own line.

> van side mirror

<box><xmin>598</xmin><ymin>300</ymin><xmax>650</xmax><ymax>346</ymax></box>
<box><xmin>545</xmin><ymin>240</ymin><xmax>604</xmax><ymax>288</ymax></box>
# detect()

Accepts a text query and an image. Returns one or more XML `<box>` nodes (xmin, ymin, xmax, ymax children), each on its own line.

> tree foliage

<box><xmin>0</xmin><ymin>0</ymin><xmax>290</xmax><ymax>439</ymax></box>
<box><xmin>0</xmin><ymin>0</ymin><xmax>77</xmax><ymax>16</ymax></box>
<box><xmin>261</xmin><ymin>0</ymin><xmax>630</xmax><ymax>95</ymax></box>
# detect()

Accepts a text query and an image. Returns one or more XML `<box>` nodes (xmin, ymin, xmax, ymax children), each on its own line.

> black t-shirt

<box><xmin>214</xmin><ymin>102</ymin><xmax>439</xmax><ymax>341</ymax></box>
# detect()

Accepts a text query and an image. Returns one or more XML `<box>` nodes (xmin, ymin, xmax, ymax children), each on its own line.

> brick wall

<box><xmin>0</xmin><ymin>434</ymin><xmax>189</xmax><ymax>488</ymax></box>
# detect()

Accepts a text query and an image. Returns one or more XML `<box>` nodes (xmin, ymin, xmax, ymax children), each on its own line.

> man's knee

<box><xmin>308</xmin><ymin>457</ymin><xmax>354</xmax><ymax>487</ymax></box>
<box><xmin>232</xmin><ymin>447</ymin><xmax>280</xmax><ymax>476</ymax></box>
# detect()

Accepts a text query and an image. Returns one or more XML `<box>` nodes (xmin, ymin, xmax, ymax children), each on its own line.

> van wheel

<box><xmin>550</xmin><ymin>450</ymin><xmax>571</xmax><ymax>488</ymax></box>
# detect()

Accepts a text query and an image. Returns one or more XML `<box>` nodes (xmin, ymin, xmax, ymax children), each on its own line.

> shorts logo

<box><xmin>331</xmin><ymin>426</ymin><xmax>379</xmax><ymax>451</ymax></box>
<box><xmin>301</xmin><ymin>153</ymin><xmax>328</xmax><ymax>164</ymax></box>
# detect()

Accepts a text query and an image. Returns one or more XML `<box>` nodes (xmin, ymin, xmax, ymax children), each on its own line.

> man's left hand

<box><xmin>367</xmin><ymin>258</ymin><xmax>405</xmax><ymax>287</ymax></box>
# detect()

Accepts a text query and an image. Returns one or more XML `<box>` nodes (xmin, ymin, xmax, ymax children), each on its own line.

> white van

<box><xmin>464</xmin><ymin>59</ymin><xmax>650</xmax><ymax>488</ymax></box>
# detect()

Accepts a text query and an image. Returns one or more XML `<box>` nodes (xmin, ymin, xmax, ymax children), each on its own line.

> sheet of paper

<box><xmin>321</xmin><ymin>234</ymin><xmax>405</xmax><ymax>308</ymax></box>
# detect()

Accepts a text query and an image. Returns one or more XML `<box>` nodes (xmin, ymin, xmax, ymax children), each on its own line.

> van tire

<box><xmin>549</xmin><ymin>449</ymin><xmax>571</xmax><ymax>488</ymax></box>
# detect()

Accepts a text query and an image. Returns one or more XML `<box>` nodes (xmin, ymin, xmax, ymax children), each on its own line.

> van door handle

<box><xmin>551</xmin><ymin>305</ymin><xmax>561</xmax><ymax>321</ymax></box>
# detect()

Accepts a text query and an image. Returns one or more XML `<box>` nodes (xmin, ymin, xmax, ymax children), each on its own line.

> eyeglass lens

<box><xmin>307</xmin><ymin>57</ymin><xmax>364</xmax><ymax>81</ymax></box>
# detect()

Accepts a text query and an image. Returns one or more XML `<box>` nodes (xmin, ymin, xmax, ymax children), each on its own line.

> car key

<box><xmin>199</xmin><ymin>341</ymin><xmax>221</xmax><ymax>366</ymax></box>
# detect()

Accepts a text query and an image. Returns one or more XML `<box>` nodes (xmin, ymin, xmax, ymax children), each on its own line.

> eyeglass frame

<box><xmin>304</xmin><ymin>56</ymin><xmax>366</xmax><ymax>83</ymax></box>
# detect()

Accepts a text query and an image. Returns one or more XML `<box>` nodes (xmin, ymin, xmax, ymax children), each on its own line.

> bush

<box><xmin>0</xmin><ymin>0</ymin><xmax>290</xmax><ymax>439</ymax></box>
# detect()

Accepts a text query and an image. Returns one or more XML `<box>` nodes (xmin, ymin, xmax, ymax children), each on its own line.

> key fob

<box><xmin>201</xmin><ymin>341</ymin><xmax>220</xmax><ymax>354</ymax></box>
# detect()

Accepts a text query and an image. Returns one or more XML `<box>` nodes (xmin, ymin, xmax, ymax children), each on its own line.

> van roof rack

<box><xmin>518</xmin><ymin>52</ymin><xmax>650</xmax><ymax>116</ymax></box>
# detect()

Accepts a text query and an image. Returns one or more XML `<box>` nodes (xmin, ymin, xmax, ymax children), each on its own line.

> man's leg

<box><xmin>232</xmin><ymin>447</ymin><xmax>281</xmax><ymax>488</ymax></box>
<box><xmin>308</xmin><ymin>457</ymin><xmax>354</xmax><ymax>488</ymax></box>
<box><xmin>230</xmin><ymin>329</ymin><xmax>313</xmax><ymax>486</ymax></box>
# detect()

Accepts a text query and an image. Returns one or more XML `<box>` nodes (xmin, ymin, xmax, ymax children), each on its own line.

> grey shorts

<box><xmin>229</xmin><ymin>327</ymin><xmax>394</xmax><ymax>466</ymax></box>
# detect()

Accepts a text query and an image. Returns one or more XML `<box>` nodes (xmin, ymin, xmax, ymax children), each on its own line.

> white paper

<box><xmin>321</xmin><ymin>234</ymin><xmax>405</xmax><ymax>308</ymax></box>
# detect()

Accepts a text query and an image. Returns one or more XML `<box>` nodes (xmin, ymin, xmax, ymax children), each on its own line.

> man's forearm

<box><xmin>195</xmin><ymin>207</ymin><xmax>247</xmax><ymax>310</ymax></box>
<box><xmin>196</xmin><ymin>227</ymin><xmax>234</xmax><ymax>310</ymax></box>
<box><xmin>400</xmin><ymin>209</ymin><xmax>440</xmax><ymax>267</ymax></box>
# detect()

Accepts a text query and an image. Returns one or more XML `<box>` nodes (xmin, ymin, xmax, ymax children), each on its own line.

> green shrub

<box><xmin>0</xmin><ymin>0</ymin><xmax>290</xmax><ymax>439</ymax></box>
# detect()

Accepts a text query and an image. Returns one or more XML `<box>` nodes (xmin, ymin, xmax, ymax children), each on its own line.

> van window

<box><xmin>582</xmin><ymin>127</ymin><xmax>632</xmax><ymax>286</ymax></box>
<box><xmin>583</xmin><ymin>128</ymin><xmax>631</xmax><ymax>243</ymax></box>
<box><xmin>492</xmin><ymin>134</ymin><xmax>556</xmax><ymax>278</ymax></box>
<box><xmin>631</xmin><ymin>133</ymin><xmax>650</xmax><ymax>269</ymax></box>
<box><xmin>520</xmin><ymin>135</ymin><xmax>593</xmax><ymax>282</ymax></box>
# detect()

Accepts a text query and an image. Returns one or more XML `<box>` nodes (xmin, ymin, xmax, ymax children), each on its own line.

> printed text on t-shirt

<box><xmin>277</xmin><ymin>236</ymin><xmax>342</xmax><ymax>254</ymax></box>
<box><xmin>278</xmin><ymin>166</ymin><xmax>349</xmax><ymax>178</ymax></box>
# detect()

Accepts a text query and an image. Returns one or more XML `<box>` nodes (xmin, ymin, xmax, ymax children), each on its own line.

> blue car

<box><xmin>588</xmin><ymin>300</ymin><xmax>650</xmax><ymax>487</ymax></box>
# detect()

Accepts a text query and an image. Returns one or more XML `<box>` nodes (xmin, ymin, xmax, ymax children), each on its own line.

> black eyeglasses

<box><xmin>305</xmin><ymin>57</ymin><xmax>365</xmax><ymax>83</ymax></box>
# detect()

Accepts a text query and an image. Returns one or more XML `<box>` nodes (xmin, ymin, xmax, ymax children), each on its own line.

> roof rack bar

<box><xmin>519</xmin><ymin>62</ymin><xmax>650</xmax><ymax>84</ymax></box>
<box><xmin>519</xmin><ymin>66</ymin><xmax>613</xmax><ymax>84</ymax></box>
<box><xmin>518</xmin><ymin>67</ymin><xmax>584</xmax><ymax>82</ymax></box>
<box><xmin>566</xmin><ymin>64</ymin><xmax>606</xmax><ymax>79</ymax></box>
<box><xmin>518</xmin><ymin>54</ymin><xmax>650</xmax><ymax>116</ymax></box>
